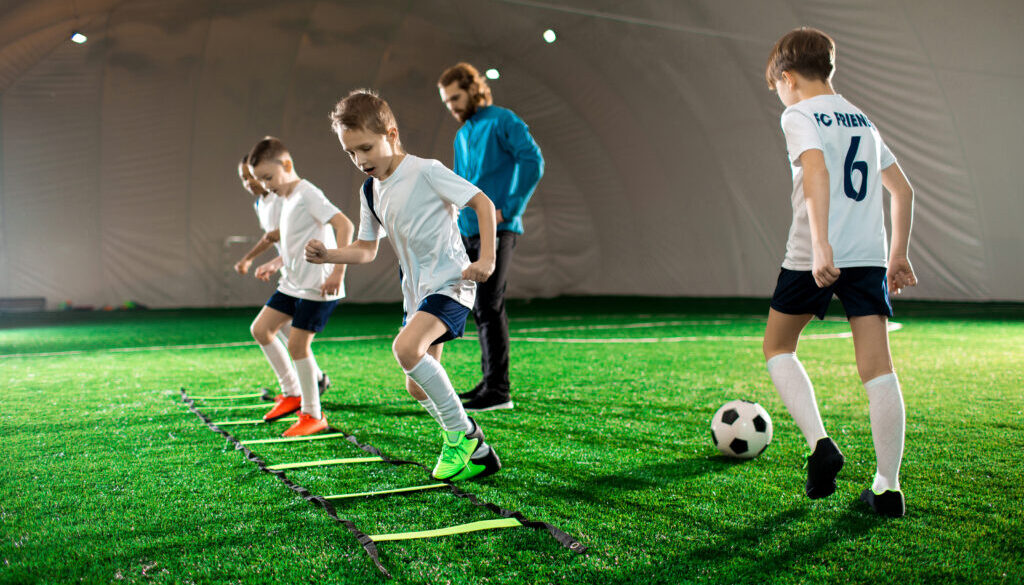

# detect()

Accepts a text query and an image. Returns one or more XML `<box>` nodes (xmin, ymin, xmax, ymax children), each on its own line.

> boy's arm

<box><xmin>234</xmin><ymin>230</ymin><xmax>280</xmax><ymax>275</ymax></box>
<box><xmin>319</xmin><ymin>213</ymin><xmax>355</xmax><ymax>297</ymax></box>
<box><xmin>800</xmin><ymin>149</ymin><xmax>840</xmax><ymax>288</ymax></box>
<box><xmin>881</xmin><ymin>163</ymin><xmax>917</xmax><ymax>295</ymax></box>
<box><xmin>462</xmin><ymin>192</ymin><xmax>497</xmax><ymax>282</ymax></box>
<box><xmin>306</xmin><ymin>239</ymin><xmax>379</xmax><ymax>265</ymax></box>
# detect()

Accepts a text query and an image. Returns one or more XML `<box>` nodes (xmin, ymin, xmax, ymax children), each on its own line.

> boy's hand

<box><xmin>254</xmin><ymin>260</ymin><xmax>279</xmax><ymax>282</ymax></box>
<box><xmin>305</xmin><ymin>240</ymin><xmax>327</xmax><ymax>264</ymax></box>
<box><xmin>812</xmin><ymin>243</ymin><xmax>840</xmax><ymax>288</ymax></box>
<box><xmin>320</xmin><ymin>271</ymin><xmax>342</xmax><ymax>297</ymax></box>
<box><xmin>887</xmin><ymin>256</ymin><xmax>917</xmax><ymax>295</ymax></box>
<box><xmin>234</xmin><ymin>259</ymin><xmax>252</xmax><ymax>275</ymax></box>
<box><xmin>462</xmin><ymin>259</ymin><xmax>495</xmax><ymax>283</ymax></box>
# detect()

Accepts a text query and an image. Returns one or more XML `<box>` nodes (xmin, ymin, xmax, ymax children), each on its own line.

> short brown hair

<box><xmin>329</xmin><ymin>89</ymin><xmax>400</xmax><ymax>137</ymax></box>
<box><xmin>437</xmin><ymin>62</ymin><xmax>493</xmax><ymax>107</ymax></box>
<box><xmin>247</xmin><ymin>137</ymin><xmax>289</xmax><ymax>168</ymax></box>
<box><xmin>765</xmin><ymin>27</ymin><xmax>835</xmax><ymax>89</ymax></box>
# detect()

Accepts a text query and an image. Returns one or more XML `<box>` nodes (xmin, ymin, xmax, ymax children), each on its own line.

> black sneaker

<box><xmin>458</xmin><ymin>381</ymin><xmax>485</xmax><ymax>401</ymax></box>
<box><xmin>805</xmin><ymin>437</ymin><xmax>845</xmax><ymax>499</ymax></box>
<box><xmin>463</xmin><ymin>388</ymin><xmax>514</xmax><ymax>412</ymax></box>
<box><xmin>318</xmin><ymin>373</ymin><xmax>331</xmax><ymax>396</ymax></box>
<box><xmin>860</xmin><ymin>489</ymin><xmax>906</xmax><ymax>518</ymax></box>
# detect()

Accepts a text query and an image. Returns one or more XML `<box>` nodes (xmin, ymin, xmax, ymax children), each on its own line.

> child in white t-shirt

<box><xmin>306</xmin><ymin>89</ymin><xmax>501</xmax><ymax>482</ymax></box>
<box><xmin>247</xmin><ymin>137</ymin><xmax>353</xmax><ymax>437</ymax></box>
<box><xmin>763</xmin><ymin>28</ymin><xmax>917</xmax><ymax>517</ymax></box>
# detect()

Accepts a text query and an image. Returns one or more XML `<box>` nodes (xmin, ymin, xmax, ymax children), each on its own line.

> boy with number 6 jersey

<box><xmin>762</xmin><ymin>28</ymin><xmax>917</xmax><ymax>517</ymax></box>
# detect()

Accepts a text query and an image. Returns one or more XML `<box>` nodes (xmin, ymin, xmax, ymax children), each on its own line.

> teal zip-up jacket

<box><xmin>453</xmin><ymin>105</ymin><xmax>544</xmax><ymax>237</ymax></box>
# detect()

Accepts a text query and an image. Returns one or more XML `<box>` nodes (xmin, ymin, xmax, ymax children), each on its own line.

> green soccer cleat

<box><xmin>432</xmin><ymin>418</ymin><xmax>486</xmax><ymax>480</ymax></box>
<box><xmin>451</xmin><ymin>442</ymin><xmax>502</xmax><ymax>482</ymax></box>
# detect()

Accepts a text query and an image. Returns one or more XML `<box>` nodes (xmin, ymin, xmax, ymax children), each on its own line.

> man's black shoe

<box><xmin>458</xmin><ymin>381</ymin><xmax>485</xmax><ymax>401</ymax></box>
<box><xmin>463</xmin><ymin>387</ymin><xmax>514</xmax><ymax>412</ymax></box>
<box><xmin>806</xmin><ymin>437</ymin><xmax>844</xmax><ymax>499</ymax></box>
<box><xmin>860</xmin><ymin>489</ymin><xmax>906</xmax><ymax>518</ymax></box>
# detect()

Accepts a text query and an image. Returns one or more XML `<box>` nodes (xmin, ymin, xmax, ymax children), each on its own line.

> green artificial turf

<box><xmin>1</xmin><ymin>297</ymin><xmax>1022</xmax><ymax>584</ymax></box>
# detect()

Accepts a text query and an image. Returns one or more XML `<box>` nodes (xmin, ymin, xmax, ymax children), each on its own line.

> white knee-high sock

<box><xmin>405</xmin><ymin>355</ymin><xmax>470</xmax><ymax>434</ymax></box>
<box><xmin>294</xmin><ymin>355</ymin><xmax>322</xmax><ymax>419</ymax></box>
<box><xmin>259</xmin><ymin>339</ymin><xmax>300</xmax><ymax>397</ymax></box>
<box><xmin>767</xmin><ymin>353</ymin><xmax>828</xmax><ymax>449</ymax></box>
<box><xmin>417</xmin><ymin>398</ymin><xmax>446</xmax><ymax>429</ymax></box>
<box><xmin>865</xmin><ymin>372</ymin><xmax>905</xmax><ymax>493</ymax></box>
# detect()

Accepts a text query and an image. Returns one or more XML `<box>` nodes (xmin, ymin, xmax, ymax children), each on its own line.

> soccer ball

<box><xmin>710</xmin><ymin>400</ymin><xmax>773</xmax><ymax>459</ymax></box>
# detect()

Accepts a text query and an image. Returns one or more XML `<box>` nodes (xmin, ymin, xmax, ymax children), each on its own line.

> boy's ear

<box><xmin>387</xmin><ymin>127</ymin><xmax>399</xmax><ymax>143</ymax></box>
<box><xmin>780</xmin><ymin>71</ymin><xmax>796</xmax><ymax>90</ymax></box>
<box><xmin>281</xmin><ymin>158</ymin><xmax>293</xmax><ymax>173</ymax></box>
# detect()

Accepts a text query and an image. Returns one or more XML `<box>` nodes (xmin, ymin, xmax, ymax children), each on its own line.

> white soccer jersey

<box><xmin>253</xmin><ymin>192</ymin><xmax>283</xmax><ymax>253</ymax></box>
<box><xmin>356</xmin><ymin>155</ymin><xmax>479</xmax><ymax>316</ymax></box>
<box><xmin>277</xmin><ymin>179</ymin><xmax>344</xmax><ymax>301</ymax></box>
<box><xmin>780</xmin><ymin>94</ymin><xmax>897</xmax><ymax>270</ymax></box>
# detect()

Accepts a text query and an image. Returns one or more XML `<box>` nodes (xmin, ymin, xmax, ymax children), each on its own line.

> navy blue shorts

<box><xmin>770</xmin><ymin>267</ymin><xmax>892</xmax><ymax>320</ymax></box>
<box><xmin>266</xmin><ymin>291</ymin><xmax>338</xmax><ymax>333</ymax></box>
<box><xmin>403</xmin><ymin>294</ymin><xmax>471</xmax><ymax>346</ymax></box>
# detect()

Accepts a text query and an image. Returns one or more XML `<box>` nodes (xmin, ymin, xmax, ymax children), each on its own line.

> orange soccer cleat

<box><xmin>282</xmin><ymin>412</ymin><xmax>328</xmax><ymax>437</ymax></box>
<box><xmin>264</xmin><ymin>395</ymin><xmax>302</xmax><ymax>422</ymax></box>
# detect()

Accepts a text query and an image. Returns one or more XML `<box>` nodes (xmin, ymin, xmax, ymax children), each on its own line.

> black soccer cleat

<box><xmin>458</xmin><ymin>381</ymin><xmax>486</xmax><ymax>401</ymax></box>
<box><xmin>318</xmin><ymin>373</ymin><xmax>331</xmax><ymax>396</ymax></box>
<box><xmin>805</xmin><ymin>437</ymin><xmax>845</xmax><ymax>499</ymax></box>
<box><xmin>860</xmin><ymin>489</ymin><xmax>906</xmax><ymax>518</ymax></box>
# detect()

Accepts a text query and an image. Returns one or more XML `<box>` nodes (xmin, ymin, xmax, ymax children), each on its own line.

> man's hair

<box><xmin>437</xmin><ymin>62</ymin><xmax>493</xmax><ymax>107</ymax></box>
<box><xmin>247</xmin><ymin>137</ymin><xmax>289</xmax><ymax>168</ymax></box>
<box><xmin>765</xmin><ymin>27</ymin><xmax>835</xmax><ymax>89</ymax></box>
<box><xmin>329</xmin><ymin>89</ymin><xmax>400</xmax><ymax>138</ymax></box>
<box><xmin>238</xmin><ymin>154</ymin><xmax>249</xmax><ymax>168</ymax></box>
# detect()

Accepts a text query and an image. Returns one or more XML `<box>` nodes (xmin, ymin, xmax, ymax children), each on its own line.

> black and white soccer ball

<box><xmin>710</xmin><ymin>400</ymin><xmax>773</xmax><ymax>459</ymax></box>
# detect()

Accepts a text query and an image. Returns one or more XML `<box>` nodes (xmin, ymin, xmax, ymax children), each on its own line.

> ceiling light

<box><xmin>485</xmin><ymin>68</ymin><xmax>500</xmax><ymax>80</ymax></box>
<box><xmin>70</xmin><ymin>32</ymin><xmax>87</xmax><ymax>44</ymax></box>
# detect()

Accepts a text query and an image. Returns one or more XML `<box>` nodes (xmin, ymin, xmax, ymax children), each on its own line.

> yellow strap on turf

<box><xmin>191</xmin><ymin>393</ymin><xmax>266</xmax><ymax>400</ymax></box>
<box><xmin>201</xmin><ymin>404</ymin><xmax>269</xmax><ymax>411</ymax></box>
<box><xmin>368</xmin><ymin>518</ymin><xmax>523</xmax><ymax>542</ymax></box>
<box><xmin>266</xmin><ymin>457</ymin><xmax>383</xmax><ymax>470</ymax></box>
<box><xmin>240</xmin><ymin>432</ymin><xmax>348</xmax><ymax>445</ymax></box>
<box><xmin>213</xmin><ymin>416</ymin><xmax>297</xmax><ymax>426</ymax></box>
<box><xmin>324</xmin><ymin>484</ymin><xmax>447</xmax><ymax>500</ymax></box>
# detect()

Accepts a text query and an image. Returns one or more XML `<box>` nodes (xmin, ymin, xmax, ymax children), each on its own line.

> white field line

<box><xmin>0</xmin><ymin>319</ymin><xmax>902</xmax><ymax>357</ymax></box>
<box><xmin>0</xmin><ymin>334</ymin><xmax>391</xmax><ymax>359</ymax></box>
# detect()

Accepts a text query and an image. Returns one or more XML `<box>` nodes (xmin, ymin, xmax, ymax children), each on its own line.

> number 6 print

<box><xmin>844</xmin><ymin>136</ymin><xmax>868</xmax><ymax>201</ymax></box>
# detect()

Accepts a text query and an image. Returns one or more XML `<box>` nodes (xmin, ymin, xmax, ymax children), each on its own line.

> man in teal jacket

<box><xmin>439</xmin><ymin>62</ymin><xmax>544</xmax><ymax>412</ymax></box>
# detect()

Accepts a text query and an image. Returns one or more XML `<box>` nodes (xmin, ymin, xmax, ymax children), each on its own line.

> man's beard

<box><xmin>458</xmin><ymin>101</ymin><xmax>478</xmax><ymax>122</ymax></box>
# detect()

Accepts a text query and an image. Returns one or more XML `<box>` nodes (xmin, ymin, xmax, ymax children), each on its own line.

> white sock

<box><xmin>294</xmin><ymin>355</ymin><xmax>322</xmax><ymax>419</ymax></box>
<box><xmin>767</xmin><ymin>353</ymin><xmax>828</xmax><ymax>450</ymax></box>
<box><xmin>417</xmin><ymin>398</ymin><xmax>446</xmax><ymax>429</ymax></box>
<box><xmin>865</xmin><ymin>372</ymin><xmax>905</xmax><ymax>493</ymax></box>
<box><xmin>259</xmin><ymin>339</ymin><xmax>300</xmax><ymax>397</ymax></box>
<box><xmin>275</xmin><ymin>323</ymin><xmax>292</xmax><ymax>349</ymax></box>
<box><xmin>404</xmin><ymin>354</ymin><xmax>470</xmax><ymax>433</ymax></box>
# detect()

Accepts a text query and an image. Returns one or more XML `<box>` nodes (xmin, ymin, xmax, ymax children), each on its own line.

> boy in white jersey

<box><xmin>763</xmin><ymin>28</ymin><xmax>917</xmax><ymax>517</ymax></box>
<box><xmin>233</xmin><ymin>155</ymin><xmax>330</xmax><ymax>394</ymax></box>
<box><xmin>305</xmin><ymin>89</ymin><xmax>501</xmax><ymax>481</ymax></box>
<box><xmin>247</xmin><ymin>137</ymin><xmax>354</xmax><ymax>437</ymax></box>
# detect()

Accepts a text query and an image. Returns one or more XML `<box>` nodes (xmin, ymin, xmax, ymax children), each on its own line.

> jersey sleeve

<box><xmin>425</xmin><ymin>160</ymin><xmax>480</xmax><ymax>208</ymax></box>
<box><xmin>302</xmin><ymin>185</ymin><xmax>343</xmax><ymax>225</ymax></box>
<box><xmin>878</xmin><ymin>136</ymin><xmax>897</xmax><ymax>169</ymax></box>
<box><xmin>356</xmin><ymin>187</ymin><xmax>385</xmax><ymax>241</ymax></box>
<box><xmin>781</xmin><ymin>109</ymin><xmax>822</xmax><ymax>166</ymax></box>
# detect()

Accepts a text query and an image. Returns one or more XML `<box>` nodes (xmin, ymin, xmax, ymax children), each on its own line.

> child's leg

<box><xmin>251</xmin><ymin>306</ymin><xmax>300</xmax><ymax>397</ymax></box>
<box><xmin>407</xmin><ymin>344</ymin><xmax>447</xmax><ymax>427</ymax></box>
<box><xmin>394</xmin><ymin>312</ymin><xmax>470</xmax><ymax>434</ymax></box>
<box><xmin>764</xmin><ymin>309</ymin><xmax>828</xmax><ymax>449</ymax></box>
<box><xmin>850</xmin><ymin>315</ymin><xmax>904</xmax><ymax>493</ymax></box>
<box><xmin>287</xmin><ymin>327</ymin><xmax>322</xmax><ymax>419</ymax></box>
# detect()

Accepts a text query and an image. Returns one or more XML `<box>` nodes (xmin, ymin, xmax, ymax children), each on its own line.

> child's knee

<box><xmin>392</xmin><ymin>336</ymin><xmax>423</xmax><ymax>371</ymax></box>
